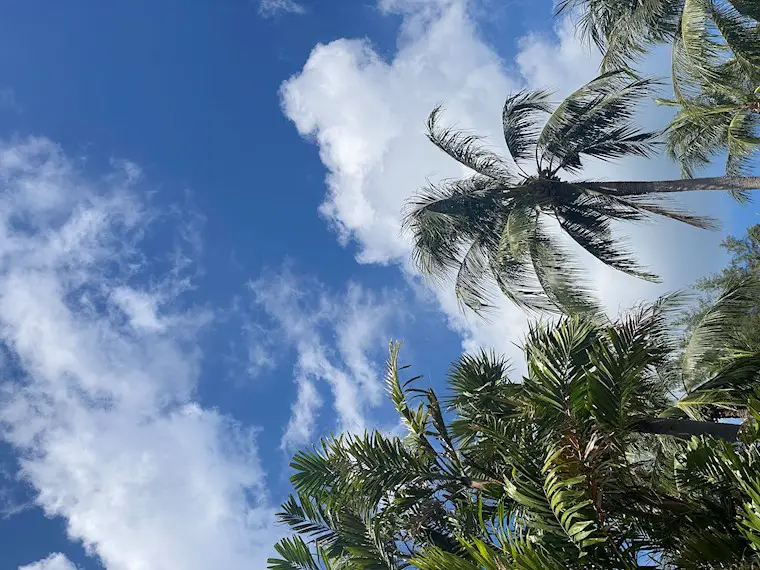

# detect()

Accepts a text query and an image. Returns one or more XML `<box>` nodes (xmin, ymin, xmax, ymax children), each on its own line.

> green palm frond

<box><xmin>501</xmin><ymin>89</ymin><xmax>554</xmax><ymax>165</ymax></box>
<box><xmin>726</xmin><ymin>110</ymin><xmax>760</xmax><ymax>178</ymax></box>
<box><xmin>269</xmin><ymin>536</ymin><xmax>321</xmax><ymax>570</ymax></box>
<box><xmin>426</xmin><ymin>106</ymin><xmax>515</xmax><ymax>181</ymax></box>
<box><xmin>537</xmin><ymin>70</ymin><xmax>660</xmax><ymax>175</ymax></box>
<box><xmin>278</xmin><ymin>493</ymin><xmax>343</xmax><ymax>558</ymax></box>
<box><xmin>683</xmin><ymin>276</ymin><xmax>760</xmax><ymax>379</ymax></box>
<box><xmin>528</xmin><ymin>219</ymin><xmax>600</xmax><ymax>315</ymax></box>
<box><xmin>679</xmin><ymin>0</ymin><xmax>725</xmax><ymax>85</ymax></box>
<box><xmin>385</xmin><ymin>341</ymin><xmax>437</xmax><ymax>458</ymax></box>
<box><xmin>674</xmin><ymin>388</ymin><xmax>745</xmax><ymax>419</ymax></box>
<box><xmin>712</xmin><ymin>0</ymin><xmax>760</xmax><ymax>70</ymax></box>
<box><xmin>663</xmin><ymin>100</ymin><xmax>737</xmax><ymax>177</ymax></box>
<box><xmin>554</xmin><ymin>197</ymin><xmax>660</xmax><ymax>281</ymax></box>
<box><xmin>556</xmin><ymin>0</ymin><xmax>680</xmax><ymax>71</ymax></box>
<box><xmin>523</xmin><ymin>316</ymin><xmax>597</xmax><ymax>427</ymax></box>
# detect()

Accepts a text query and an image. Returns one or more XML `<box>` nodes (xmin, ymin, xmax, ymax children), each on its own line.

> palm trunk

<box><xmin>585</xmin><ymin>176</ymin><xmax>760</xmax><ymax>196</ymax></box>
<box><xmin>634</xmin><ymin>418</ymin><xmax>740</xmax><ymax>441</ymax></box>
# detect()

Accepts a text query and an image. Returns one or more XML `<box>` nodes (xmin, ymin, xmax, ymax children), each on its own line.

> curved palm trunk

<box><xmin>634</xmin><ymin>418</ymin><xmax>740</xmax><ymax>441</ymax></box>
<box><xmin>586</xmin><ymin>176</ymin><xmax>760</xmax><ymax>196</ymax></box>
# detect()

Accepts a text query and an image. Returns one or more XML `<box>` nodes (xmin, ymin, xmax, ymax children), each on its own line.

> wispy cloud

<box><xmin>258</xmin><ymin>0</ymin><xmax>306</xmax><ymax>18</ymax></box>
<box><xmin>18</xmin><ymin>553</ymin><xmax>77</xmax><ymax>570</ymax></box>
<box><xmin>280</xmin><ymin>0</ymin><xmax>734</xmax><ymax>363</ymax></box>
<box><xmin>0</xmin><ymin>138</ymin><xmax>279</xmax><ymax>569</ymax></box>
<box><xmin>249</xmin><ymin>266</ymin><xmax>403</xmax><ymax>450</ymax></box>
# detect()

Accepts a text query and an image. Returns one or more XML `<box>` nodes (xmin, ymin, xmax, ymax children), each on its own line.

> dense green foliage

<box><xmin>269</xmin><ymin>292</ymin><xmax>760</xmax><ymax>569</ymax></box>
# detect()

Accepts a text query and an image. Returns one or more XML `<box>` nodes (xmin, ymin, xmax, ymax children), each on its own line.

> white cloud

<box><xmin>259</xmin><ymin>0</ymin><xmax>305</xmax><ymax>18</ymax></box>
<box><xmin>280</xmin><ymin>0</ymin><xmax>733</xmax><ymax>363</ymax></box>
<box><xmin>0</xmin><ymin>138</ymin><xmax>279</xmax><ymax>569</ymax></box>
<box><xmin>19</xmin><ymin>553</ymin><xmax>77</xmax><ymax>570</ymax></box>
<box><xmin>249</xmin><ymin>266</ymin><xmax>402</xmax><ymax>449</ymax></box>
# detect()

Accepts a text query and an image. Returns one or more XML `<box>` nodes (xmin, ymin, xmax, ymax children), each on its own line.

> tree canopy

<box><xmin>269</xmin><ymin>289</ymin><xmax>760</xmax><ymax>569</ymax></box>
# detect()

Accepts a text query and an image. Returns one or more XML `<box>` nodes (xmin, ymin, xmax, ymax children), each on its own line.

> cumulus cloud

<box><xmin>280</xmin><ymin>0</ymin><xmax>733</xmax><ymax>362</ymax></box>
<box><xmin>0</xmin><ymin>138</ymin><xmax>278</xmax><ymax>569</ymax></box>
<box><xmin>19</xmin><ymin>553</ymin><xmax>77</xmax><ymax>570</ymax></box>
<box><xmin>258</xmin><ymin>0</ymin><xmax>306</xmax><ymax>18</ymax></box>
<box><xmin>249</xmin><ymin>266</ymin><xmax>403</xmax><ymax>449</ymax></box>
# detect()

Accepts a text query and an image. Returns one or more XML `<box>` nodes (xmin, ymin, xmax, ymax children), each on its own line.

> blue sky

<box><xmin>0</xmin><ymin>1</ymin><xmax>754</xmax><ymax>569</ymax></box>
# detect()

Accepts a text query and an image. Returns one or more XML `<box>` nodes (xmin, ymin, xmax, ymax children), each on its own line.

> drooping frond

<box><xmin>554</xmin><ymin>195</ymin><xmax>660</xmax><ymax>281</ymax></box>
<box><xmin>555</xmin><ymin>0</ymin><xmax>680</xmax><ymax>71</ymax></box>
<box><xmin>403</xmin><ymin>175</ymin><xmax>503</xmax><ymax>283</ymax></box>
<box><xmin>726</xmin><ymin>110</ymin><xmax>760</xmax><ymax>177</ymax></box>
<box><xmin>663</xmin><ymin>100</ymin><xmax>738</xmax><ymax>177</ymax></box>
<box><xmin>528</xmin><ymin>218</ymin><xmax>600</xmax><ymax>315</ymax></box>
<box><xmin>501</xmin><ymin>89</ymin><xmax>554</xmax><ymax>166</ymax></box>
<box><xmin>426</xmin><ymin>106</ymin><xmax>515</xmax><ymax>181</ymax></box>
<box><xmin>679</xmin><ymin>0</ymin><xmax>726</xmax><ymax>86</ymax></box>
<box><xmin>712</xmin><ymin>0</ymin><xmax>760</xmax><ymax>70</ymax></box>
<box><xmin>610</xmin><ymin>192</ymin><xmax>720</xmax><ymax>229</ymax></box>
<box><xmin>537</xmin><ymin>70</ymin><xmax>660</xmax><ymax>175</ymax></box>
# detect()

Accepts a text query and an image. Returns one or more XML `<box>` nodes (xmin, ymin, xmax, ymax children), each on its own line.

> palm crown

<box><xmin>404</xmin><ymin>70</ymin><xmax>759</xmax><ymax>314</ymax></box>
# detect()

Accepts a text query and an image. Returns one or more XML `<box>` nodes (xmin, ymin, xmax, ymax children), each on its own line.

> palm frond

<box><xmin>664</xmin><ymin>100</ymin><xmax>735</xmax><ymax>177</ymax></box>
<box><xmin>269</xmin><ymin>536</ymin><xmax>321</xmax><ymax>570</ymax></box>
<box><xmin>726</xmin><ymin>110</ymin><xmax>760</xmax><ymax>179</ymax></box>
<box><xmin>384</xmin><ymin>341</ymin><xmax>437</xmax><ymax>458</ymax></box>
<box><xmin>403</xmin><ymin>175</ymin><xmax>503</xmax><ymax>282</ymax></box>
<box><xmin>683</xmin><ymin>276</ymin><xmax>760</xmax><ymax>380</ymax></box>
<box><xmin>611</xmin><ymin>193</ymin><xmax>720</xmax><ymax>230</ymax></box>
<box><xmin>537</xmin><ymin>70</ymin><xmax>660</xmax><ymax>175</ymax></box>
<box><xmin>501</xmin><ymin>89</ymin><xmax>554</xmax><ymax>166</ymax></box>
<box><xmin>426</xmin><ymin>106</ymin><xmax>515</xmax><ymax>181</ymax></box>
<box><xmin>678</xmin><ymin>0</ymin><xmax>726</xmax><ymax>86</ymax></box>
<box><xmin>528</xmin><ymin>219</ymin><xmax>600</xmax><ymax>315</ymax></box>
<box><xmin>555</xmin><ymin>0</ymin><xmax>679</xmax><ymax>71</ymax></box>
<box><xmin>712</xmin><ymin>0</ymin><xmax>760</xmax><ymax>69</ymax></box>
<box><xmin>554</xmin><ymin>196</ymin><xmax>660</xmax><ymax>281</ymax></box>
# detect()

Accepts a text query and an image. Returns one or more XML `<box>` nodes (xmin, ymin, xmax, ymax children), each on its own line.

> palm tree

<box><xmin>659</xmin><ymin>23</ymin><xmax>760</xmax><ymax>177</ymax></box>
<box><xmin>556</xmin><ymin>0</ymin><xmax>760</xmax><ymax>76</ymax></box>
<box><xmin>559</xmin><ymin>0</ymin><xmax>760</xmax><ymax>178</ymax></box>
<box><xmin>404</xmin><ymin>70</ymin><xmax>760</xmax><ymax>314</ymax></box>
<box><xmin>659</xmin><ymin>83</ymin><xmax>760</xmax><ymax>179</ymax></box>
<box><xmin>269</xmin><ymin>292</ymin><xmax>760</xmax><ymax>569</ymax></box>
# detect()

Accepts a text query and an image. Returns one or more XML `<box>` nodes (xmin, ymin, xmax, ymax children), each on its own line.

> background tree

<box><xmin>404</xmin><ymin>70</ymin><xmax>760</xmax><ymax>315</ymax></box>
<box><xmin>556</xmin><ymin>0</ymin><xmax>760</xmax><ymax>76</ymax></box>
<box><xmin>558</xmin><ymin>0</ymin><xmax>760</xmax><ymax>177</ymax></box>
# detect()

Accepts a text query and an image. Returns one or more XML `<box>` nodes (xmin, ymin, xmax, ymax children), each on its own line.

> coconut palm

<box><xmin>658</xmin><ymin>24</ymin><xmax>760</xmax><ymax>178</ymax></box>
<box><xmin>557</xmin><ymin>1</ymin><xmax>760</xmax><ymax>178</ymax></box>
<box><xmin>556</xmin><ymin>0</ymin><xmax>760</xmax><ymax>76</ymax></box>
<box><xmin>269</xmin><ymin>292</ymin><xmax>760</xmax><ymax>569</ymax></box>
<box><xmin>659</xmin><ymin>83</ymin><xmax>760</xmax><ymax>178</ymax></box>
<box><xmin>404</xmin><ymin>70</ymin><xmax>760</xmax><ymax>314</ymax></box>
